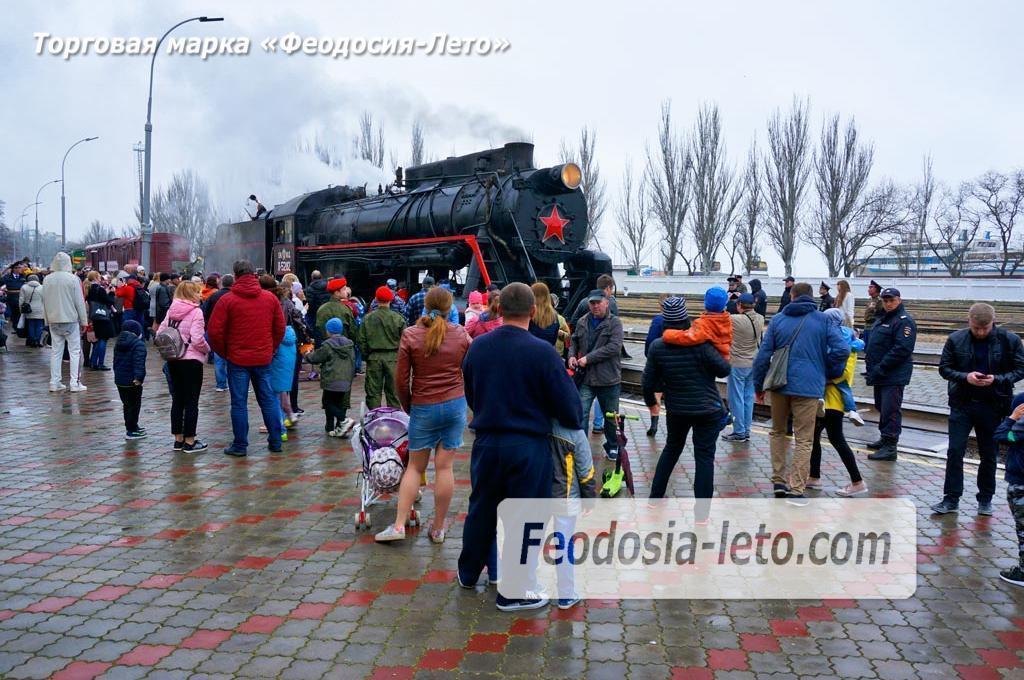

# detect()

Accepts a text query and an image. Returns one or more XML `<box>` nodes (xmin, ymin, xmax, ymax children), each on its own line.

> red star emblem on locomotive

<box><xmin>538</xmin><ymin>205</ymin><xmax>570</xmax><ymax>244</ymax></box>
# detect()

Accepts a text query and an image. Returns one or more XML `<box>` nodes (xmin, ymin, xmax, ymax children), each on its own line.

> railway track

<box><xmin>616</xmin><ymin>294</ymin><xmax>1024</xmax><ymax>336</ymax></box>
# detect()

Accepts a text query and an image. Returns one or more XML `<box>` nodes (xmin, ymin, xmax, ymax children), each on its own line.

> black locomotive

<box><xmin>205</xmin><ymin>142</ymin><xmax>611</xmax><ymax>312</ymax></box>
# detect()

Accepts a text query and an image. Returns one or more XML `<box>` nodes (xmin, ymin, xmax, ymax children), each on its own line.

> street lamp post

<box><xmin>16</xmin><ymin>202</ymin><xmax>40</xmax><ymax>263</ymax></box>
<box><xmin>61</xmin><ymin>136</ymin><xmax>99</xmax><ymax>247</ymax></box>
<box><xmin>140</xmin><ymin>15</ymin><xmax>223</xmax><ymax>272</ymax></box>
<box><xmin>35</xmin><ymin>180</ymin><xmax>62</xmax><ymax>266</ymax></box>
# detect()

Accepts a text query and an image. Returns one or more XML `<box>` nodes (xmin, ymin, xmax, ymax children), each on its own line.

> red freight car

<box><xmin>83</xmin><ymin>233</ymin><xmax>190</xmax><ymax>274</ymax></box>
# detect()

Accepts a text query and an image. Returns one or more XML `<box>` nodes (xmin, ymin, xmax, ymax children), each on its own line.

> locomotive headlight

<box><xmin>559</xmin><ymin>163</ymin><xmax>582</xmax><ymax>190</ymax></box>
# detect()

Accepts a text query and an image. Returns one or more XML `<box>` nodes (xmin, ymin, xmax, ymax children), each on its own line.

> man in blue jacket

<box><xmin>459</xmin><ymin>282</ymin><xmax>582</xmax><ymax>612</ymax></box>
<box><xmin>754</xmin><ymin>282</ymin><xmax>849</xmax><ymax>504</ymax></box>
<box><xmin>864</xmin><ymin>288</ymin><xmax>917</xmax><ymax>461</ymax></box>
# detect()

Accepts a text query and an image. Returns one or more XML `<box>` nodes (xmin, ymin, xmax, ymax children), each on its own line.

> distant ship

<box><xmin>856</xmin><ymin>231</ymin><xmax>1024</xmax><ymax>277</ymax></box>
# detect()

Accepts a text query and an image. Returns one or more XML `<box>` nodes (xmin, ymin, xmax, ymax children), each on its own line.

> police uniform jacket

<box><xmin>865</xmin><ymin>303</ymin><xmax>917</xmax><ymax>386</ymax></box>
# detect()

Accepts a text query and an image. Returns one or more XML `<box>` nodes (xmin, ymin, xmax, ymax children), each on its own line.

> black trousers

<box><xmin>649</xmin><ymin>413</ymin><xmax>720</xmax><ymax>501</ymax></box>
<box><xmin>290</xmin><ymin>351</ymin><xmax>302</xmax><ymax>412</ymax></box>
<box><xmin>944</xmin><ymin>401</ymin><xmax>1001</xmax><ymax>503</ymax></box>
<box><xmin>168</xmin><ymin>359</ymin><xmax>204</xmax><ymax>437</ymax></box>
<box><xmin>873</xmin><ymin>384</ymin><xmax>905</xmax><ymax>441</ymax></box>
<box><xmin>810</xmin><ymin>411</ymin><xmax>863</xmax><ymax>484</ymax></box>
<box><xmin>117</xmin><ymin>384</ymin><xmax>143</xmax><ymax>433</ymax></box>
<box><xmin>323</xmin><ymin>390</ymin><xmax>348</xmax><ymax>430</ymax></box>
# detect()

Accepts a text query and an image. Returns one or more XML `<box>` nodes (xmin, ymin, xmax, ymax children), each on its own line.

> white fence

<box><xmin>612</xmin><ymin>268</ymin><xmax>1023</xmax><ymax>302</ymax></box>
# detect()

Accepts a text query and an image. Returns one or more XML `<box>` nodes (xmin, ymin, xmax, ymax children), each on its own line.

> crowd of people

<box><xmin>5</xmin><ymin>257</ymin><xmax>1024</xmax><ymax>597</ymax></box>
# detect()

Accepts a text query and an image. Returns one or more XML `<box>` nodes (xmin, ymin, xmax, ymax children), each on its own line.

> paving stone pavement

<box><xmin>2</xmin><ymin>341</ymin><xmax>1024</xmax><ymax>679</ymax></box>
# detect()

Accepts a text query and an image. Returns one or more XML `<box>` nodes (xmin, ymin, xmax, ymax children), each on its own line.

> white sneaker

<box><xmin>836</xmin><ymin>482</ymin><xmax>868</xmax><ymax>497</ymax></box>
<box><xmin>374</xmin><ymin>525</ymin><xmax>406</xmax><ymax>542</ymax></box>
<box><xmin>69</xmin><ymin>383</ymin><xmax>88</xmax><ymax>393</ymax></box>
<box><xmin>846</xmin><ymin>410</ymin><xmax>865</xmax><ymax>426</ymax></box>
<box><xmin>49</xmin><ymin>383</ymin><xmax>67</xmax><ymax>392</ymax></box>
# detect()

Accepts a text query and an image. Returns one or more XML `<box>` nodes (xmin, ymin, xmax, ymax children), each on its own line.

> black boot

<box><xmin>868</xmin><ymin>440</ymin><xmax>898</xmax><ymax>461</ymax></box>
<box><xmin>646</xmin><ymin>415</ymin><xmax>659</xmax><ymax>437</ymax></box>
<box><xmin>866</xmin><ymin>438</ymin><xmax>884</xmax><ymax>450</ymax></box>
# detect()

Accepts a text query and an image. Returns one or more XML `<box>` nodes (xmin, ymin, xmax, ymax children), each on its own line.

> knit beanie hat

<box><xmin>123</xmin><ymin>320</ymin><xmax>143</xmax><ymax>337</ymax></box>
<box><xmin>325</xmin><ymin>317</ymin><xmax>344</xmax><ymax>335</ymax></box>
<box><xmin>468</xmin><ymin>290</ymin><xmax>484</xmax><ymax>305</ymax></box>
<box><xmin>661</xmin><ymin>296</ymin><xmax>689</xmax><ymax>323</ymax></box>
<box><xmin>704</xmin><ymin>287</ymin><xmax>729</xmax><ymax>313</ymax></box>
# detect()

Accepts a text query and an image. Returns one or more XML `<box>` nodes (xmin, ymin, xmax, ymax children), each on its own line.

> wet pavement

<box><xmin>2</xmin><ymin>341</ymin><xmax>1024</xmax><ymax>679</ymax></box>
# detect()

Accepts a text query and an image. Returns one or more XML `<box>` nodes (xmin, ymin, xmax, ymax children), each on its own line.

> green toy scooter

<box><xmin>600</xmin><ymin>412</ymin><xmax>637</xmax><ymax>498</ymax></box>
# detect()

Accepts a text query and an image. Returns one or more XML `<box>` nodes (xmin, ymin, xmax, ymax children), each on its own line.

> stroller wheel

<box><xmin>355</xmin><ymin>511</ymin><xmax>369</xmax><ymax>531</ymax></box>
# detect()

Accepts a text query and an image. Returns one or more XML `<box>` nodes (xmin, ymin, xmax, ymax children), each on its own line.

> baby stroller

<box><xmin>351</xmin><ymin>407</ymin><xmax>421</xmax><ymax>530</ymax></box>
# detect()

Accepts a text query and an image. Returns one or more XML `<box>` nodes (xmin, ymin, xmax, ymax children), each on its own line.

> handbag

<box><xmin>89</xmin><ymin>301</ymin><xmax>111</xmax><ymax>322</ymax></box>
<box><xmin>20</xmin><ymin>287</ymin><xmax>35</xmax><ymax>315</ymax></box>
<box><xmin>762</xmin><ymin>315</ymin><xmax>809</xmax><ymax>392</ymax></box>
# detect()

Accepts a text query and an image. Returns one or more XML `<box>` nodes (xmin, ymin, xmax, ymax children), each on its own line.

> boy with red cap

<box><xmin>356</xmin><ymin>285</ymin><xmax>406</xmax><ymax>408</ymax></box>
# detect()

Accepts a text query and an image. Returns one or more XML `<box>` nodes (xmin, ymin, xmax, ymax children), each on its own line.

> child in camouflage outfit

<box><xmin>994</xmin><ymin>394</ymin><xmax>1024</xmax><ymax>586</ymax></box>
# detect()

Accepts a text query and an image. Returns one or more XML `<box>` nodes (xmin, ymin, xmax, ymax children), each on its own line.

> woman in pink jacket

<box><xmin>158</xmin><ymin>281</ymin><xmax>211</xmax><ymax>452</ymax></box>
<box><xmin>465</xmin><ymin>291</ymin><xmax>503</xmax><ymax>338</ymax></box>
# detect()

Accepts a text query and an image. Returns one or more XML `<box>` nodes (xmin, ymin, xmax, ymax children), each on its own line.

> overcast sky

<box><xmin>2</xmin><ymin>0</ymin><xmax>1021</xmax><ymax>277</ymax></box>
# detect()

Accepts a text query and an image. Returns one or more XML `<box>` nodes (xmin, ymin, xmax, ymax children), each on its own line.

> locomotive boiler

<box><xmin>205</xmin><ymin>142</ymin><xmax>611</xmax><ymax>312</ymax></box>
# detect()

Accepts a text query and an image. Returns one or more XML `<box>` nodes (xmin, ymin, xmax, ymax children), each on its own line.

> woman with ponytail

<box><xmin>377</xmin><ymin>286</ymin><xmax>471</xmax><ymax>544</ymax></box>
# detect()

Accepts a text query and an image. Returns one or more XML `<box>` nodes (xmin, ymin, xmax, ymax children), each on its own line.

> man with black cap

<box><xmin>723</xmin><ymin>292</ymin><xmax>764</xmax><ymax>442</ymax></box>
<box><xmin>405</xmin><ymin>275</ymin><xmax>458</xmax><ymax>326</ymax></box>
<box><xmin>777</xmin><ymin>276</ymin><xmax>795</xmax><ymax>313</ymax></box>
<box><xmin>864</xmin><ymin>288</ymin><xmax>917</xmax><ymax>461</ymax></box>
<box><xmin>569</xmin><ymin>288</ymin><xmax>624</xmax><ymax>459</ymax></box>
<box><xmin>818</xmin><ymin>282</ymin><xmax>834</xmax><ymax>312</ymax></box>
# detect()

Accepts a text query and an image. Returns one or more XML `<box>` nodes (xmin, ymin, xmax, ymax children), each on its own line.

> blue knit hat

<box><xmin>325</xmin><ymin>317</ymin><xmax>344</xmax><ymax>335</ymax></box>
<box><xmin>123</xmin><ymin>320</ymin><xmax>143</xmax><ymax>337</ymax></box>
<box><xmin>704</xmin><ymin>287</ymin><xmax>729</xmax><ymax>313</ymax></box>
<box><xmin>661</xmin><ymin>296</ymin><xmax>689</xmax><ymax>323</ymax></box>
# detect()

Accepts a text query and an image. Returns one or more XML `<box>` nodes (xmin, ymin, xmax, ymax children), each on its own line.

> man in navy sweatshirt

<box><xmin>458</xmin><ymin>282</ymin><xmax>582</xmax><ymax>612</ymax></box>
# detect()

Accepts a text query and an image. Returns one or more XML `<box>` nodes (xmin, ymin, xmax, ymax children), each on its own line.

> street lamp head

<box><xmin>199</xmin><ymin>16</ymin><xmax>224</xmax><ymax>22</ymax></box>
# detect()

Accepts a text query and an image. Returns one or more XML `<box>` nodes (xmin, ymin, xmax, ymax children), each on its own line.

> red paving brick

<box><xmin>739</xmin><ymin>633</ymin><xmax>781</xmax><ymax>652</ymax></box>
<box><xmin>24</xmin><ymin>596</ymin><xmax>77</xmax><ymax>613</ymax></box>
<box><xmin>116</xmin><ymin>644</ymin><xmax>176</xmax><ymax>666</ymax></box>
<box><xmin>418</xmin><ymin>648</ymin><xmax>464</xmax><ymax>670</ymax></box>
<box><xmin>466</xmin><ymin>633</ymin><xmax>509</xmax><ymax>653</ymax></box>
<box><xmin>83</xmin><ymin>585</ymin><xmax>132</xmax><ymax>601</ymax></box>
<box><xmin>50</xmin><ymin>661</ymin><xmax>112</xmax><ymax>680</ymax></box>
<box><xmin>288</xmin><ymin>602</ymin><xmax>334</xmax><ymax>619</ymax></box>
<box><xmin>236</xmin><ymin>615</ymin><xmax>285</xmax><ymax>634</ymax></box>
<box><xmin>179</xmin><ymin>628</ymin><xmax>233</xmax><ymax>649</ymax></box>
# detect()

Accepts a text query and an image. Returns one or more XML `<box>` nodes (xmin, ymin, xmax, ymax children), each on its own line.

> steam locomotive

<box><xmin>205</xmin><ymin>143</ymin><xmax>611</xmax><ymax>312</ymax></box>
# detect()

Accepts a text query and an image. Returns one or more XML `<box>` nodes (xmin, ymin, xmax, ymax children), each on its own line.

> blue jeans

<box><xmin>578</xmin><ymin>383</ymin><xmax>620</xmax><ymax>453</ymax></box>
<box><xmin>226</xmin><ymin>361</ymin><xmax>282</xmax><ymax>451</ymax></box>
<box><xmin>26</xmin><ymin>318</ymin><xmax>44</xmax><ymax>345</ymax></box>
<box><xmin>727</xmin><ymin>366</ymin><xmax>755</xmax><ymax>436</ymax></box>
<box><xmin>213</xmin><ymin>352</ymin><xmax>228</xmax><ymax>389</ymax></box>
<box><xmin>835</xmin><ymin>380</ymin><xmax>856</xmax><ymax>412</ymax></box>
<box><xmin>408</xmin><ymin>396</ymin><xmax>467</xmax><ymax>451</ymax></box>
<box><xmin>90</xmin><ymin>338</ymin><xmax>107</xmax><ymax>368</ymax></box>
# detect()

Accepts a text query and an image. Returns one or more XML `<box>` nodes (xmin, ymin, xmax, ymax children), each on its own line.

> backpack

<box><xmin>154</xmin><ymin>319</ymin><xmax>189</xmax><ymax>360</ymax></box>
<box><xmin>133</xmin><ymin>285</ymin><xmax>152</xmax><ymax>312</ymax></box>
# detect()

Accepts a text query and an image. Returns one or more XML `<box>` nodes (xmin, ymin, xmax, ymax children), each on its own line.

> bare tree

<box><xmin>971</xmin><ymin>169</ymin><xmax>1024</xmax><ymax>276</ymax></box>
<box><xmin>615</xmin><ymin>161</ymin><xmax>651</xmax><ymax>272</ymax></box>
<box><xmin>559</xmin><ymin>127</ymin><xmax>607</xmax><ymax>249</ymax></box>
<box><xmin>925</xmin><ymin>183</ymin><xmax>982</xmax><ymax>277</ymax></box>
<box><xmin>905</xmin><ymin>155</ymin><xmax>937</xmax><ymax>275</ymax></box>
<box><xmin>76</xmin><ymin>220</ymin><xmax>117</xmax><ymax>247</ymax></box>
<box><xmin>410</xmin><ymin>119</ymin><xmax>426</xmax><ymax>167</ymax></box>
<box><xmin>805</xmin><ymin>114</ymin><xmax>875</xmax><ymax>277</ymax></box>
<box><xmin>763</xmin><ymin>97</ymin><xmax>812</xmax><ymax>277</ymax></box>
<box><xmin>357</xmin><ymin>112</ymin><xmax>386</xmax><ymax>168</ymax></box>
<box><xmin>736</xmin><ymin>141</ymin><xmax>764</xmax><ymax>274</ymax></box>
<box><xmin>150</xmin><ymin>169</ymin><xmax>218</xmax><ymax>258</ymax></box>
<box><xmin>688</xmin><ymin>103</ymin><xmax>741</xmax><ymax>274</ymax></box>
<box><xmin>837</xmin><ymin>181</ymin><xmax>910</xmax><ymax>276</ymax></box>
<box><xmin>644</xmin><ymin>101</ymin><xmax>693</xmax><ymax>274</ymax></box>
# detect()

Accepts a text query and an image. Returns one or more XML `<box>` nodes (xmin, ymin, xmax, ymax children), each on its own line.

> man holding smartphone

<box><xmin>934</xmin><ymin>303</ymin><xmax>1024</xmax><ymax>515</ymax></box>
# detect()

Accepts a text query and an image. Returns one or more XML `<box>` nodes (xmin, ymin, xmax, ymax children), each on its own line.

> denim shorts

<box><xmin>408</xmin><ymin>396</ymin><xmax>467</xmax><ymax>451</ymax></box>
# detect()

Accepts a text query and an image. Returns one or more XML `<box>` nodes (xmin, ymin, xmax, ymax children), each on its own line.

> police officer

<box><xmin>864</xmin><ymin>288</ymin><xmax>917</xmax><ymax>461</ymax></box>
<box><xmin>818</xmin><ymin>281</ymin><xmax>834</xmax><ymax>312</ymax></box>
<box><xmin>357</xmin><ymin>286</ymin><xmax>405</xmax><ymax>409</ymax></box>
